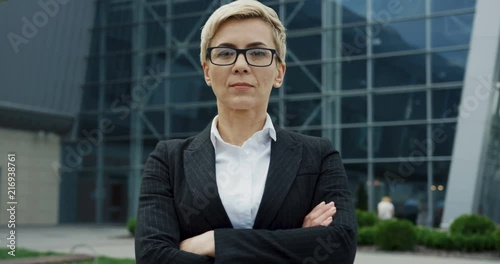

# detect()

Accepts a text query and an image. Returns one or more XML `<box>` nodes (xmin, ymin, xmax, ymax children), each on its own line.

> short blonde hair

<box><xmin>200</xmin><ymin>0</ymin><xmax>286</xmax><ymax>65</ymax></box>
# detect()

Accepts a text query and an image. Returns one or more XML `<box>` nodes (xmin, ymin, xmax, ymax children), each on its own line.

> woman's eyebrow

<box><xmin>214</xmin><ymin>42</ymin><xmax>269</xmax><ymax>48</ymax></box>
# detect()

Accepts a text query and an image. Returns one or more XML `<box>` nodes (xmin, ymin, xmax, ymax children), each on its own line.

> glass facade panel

<box><xmin>341</xmin><ymin>96</ymin><xmax>367</xmax><ymax>124</ymax></box>
<box><xmin>432</xmin><ymin>50</ymin><xmax>468</xmax><ymax>83</ymax></box>
<box><xmin>432</xmin><ymin>0</ymin><xmax>476</xmax><ymax>13</ymax></box>
<box><xmin>431</xmin><ymin>14</ymin><xmax>474</xmax><ymax>48</ymax></box>
<box><xmin>169</xmin><ymin>106</ymin><xmax>217</xmax><ymax>134</ymax></box>
<box><xmin>284</xmin><ymin>64</ymin><xmax>322</xmax><ymax>94</ymax></box>
<box><xmin>373</xmin><ymin>125</ymin><xmax>427</xmax><ymax>158</ymax></box>
<box><xmin>432</xmin><ymin>88</ymin><xmax>462</xmax><ymax>119</ymax></box>
<box><xmin>288</xmin><ymin>34</ymin><xmax>321</xmax><ymax>61</ymax></box>
<box><xmin>103</xmin><ymin>139</ymin><xmax>130</xmax><ymax>168</ymax></box>
<box><xmin>103</xmin><ymin>113</ymin><xmax>131</xmax><ymax>138</ymax></box>
<box><xmin>371</xmin><ymin>0</ymin><xmax>425</xmax><ymax>20</ymax></box>
<box><xmin>143</xmin><ymin>111</ymin><xmax>164</xmax><ymax>136</ymax></box>
<box><xmin>432</xmin><ymin>122</ymin><xmax>457</xmax><ymax>156</ymax></box>
<box><xmin>106</xmin><ymin>55</ymin><xmax>132</xmax><ymax>81</ymax></box>
<box><xmin>168</xmin><ymin>77</ymin><xmax>214</xmax><ymax>103</ymax></box>
<box><xmin>432</xmin><ymin>161</ymin><xmax>450</xmax><ymax>227</ymax></box>
<box><xmin>341</xmin><ymin>59</ymin><xmax>367</xmax><ymax>90</ymax></box>
<box><xmin>373</xmin><ymin>20</ymin><xmax>426</xmax><ymax>54</ymax></box>
<box><xmin>285</xmin><ymin>0</ymin><xmax>321</xmax><ymax>30</ymax></box>
<box><xmin>374</xmin><ymin>161</ymin><xmax>428</xmax><ymax>223</ymax></box>
<box><xmin>81</xmin><ymin>85</ymin><xmax>99</xmax><ymax>111</ymax></box>
<box><xmin>105</xmin><ymin>83</ymin><xmax>131</xmax><ymax>110</ymax></box>
<box><xmin>341</xmin><ymin>128</ymin><xmax>368</xmax><ymax>159</ymax></box>
<box><xmin>373</xmin><ymin>91</ymin><xmax>426</xmax><ymax>121</ymax></box>
<box><xmin>105</xmin><ymin>27</ymin><xmax>132</xmax><ymax>52</ymax></box>
<box><xmin>146</xmin><ymin>22</ymin><xmax>166</xmax><ymax>48</ymax></box>
<box><xmin>342</xmin><ymin>26</ymin><xmax>367</xmax><ymax>58</ymax></box>
<box><xmin>340</xmin><ymin>0</ymin><xmax>366</xmax><ymax>24</ymax></box>
<box><xmin>373</xmin><ymin>54</ymin><xmax>426</xmax><ymax>88</ymax></box>
<box><xmin>285</xmin><ymin>99</ymin><xmax>322</xmax><ymax>127</ymax></box>
<box><xmin>344</xmin><ymin>163</ymin><xmax>368</xmax><ymax>209</ymax></box>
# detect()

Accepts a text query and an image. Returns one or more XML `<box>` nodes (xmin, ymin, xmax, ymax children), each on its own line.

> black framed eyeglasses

<box><xmin>207</xmin><ymin>47</ymin><xmax>281</xmax><ymax>67</ymax></box>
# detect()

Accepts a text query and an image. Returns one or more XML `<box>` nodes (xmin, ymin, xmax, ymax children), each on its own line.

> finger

<box><xmin>312</xmin><ymin>206</ymin><xmax>336</xmax><ymax>226</ymax></box>
<box><xmin>308</xmin><ymin>201</ymin><xmax>334</xmax><ymax>220</ymax></box>
<box><xmin>320</xmin><ymin>216</ymin><xmax>333</xmax><ymax>226</ymax></box>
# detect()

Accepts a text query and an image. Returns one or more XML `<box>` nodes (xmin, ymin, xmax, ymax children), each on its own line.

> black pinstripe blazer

<box><xmin>135</xmin><ymin>123</ymin><xmax>357</xmax><ymax>264</ymax></box>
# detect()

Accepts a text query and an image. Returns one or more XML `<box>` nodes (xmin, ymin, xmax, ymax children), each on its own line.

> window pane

<box><xmin>146</xmin><ymin>22</ymin><xmax>166</xmax><ymax>48</ymax></box>
<box><xmin>432</xmin><ymin>122</ymin><xmax>457</xmax><ymax>156</ymax></box>
<box><xmin>342</xmin><ymin>96</ymin><xmax>367</xmax><ymax>123</ymax></box>
<box><xmin>373</xmin><ymin>54</ymin><xmax>426</xmax><ymax>88</ymax></box>
<box><xmin>105</xmin><ymin>27</ymin><xmax>132</xmax><ymax>52</ymax></box>
<box><xmin>285</xmin><ymin>0</ymin><xmax>321</xmax><ymax>30</ymax></box>
<box><xmin>344</xmin><ymin>163</ymin><xmax>368</xmax><ymax>209</ymax></box>
<box><xmin>373</xmin><ymin>125</ymin><xmax>427</xmax><ymax>158</ymax></box>
<box><xmin>432</xmin><ymin>0</ymin><xmax>476</xmax><ymax>13</ymax></box>
<box><xmin>374</xmin><ymin>161</ymin><xmax>428</xmax><ymax>222</ymax></box>
<box><xmin>169</xmin><ymin>106</ymin><xmax>217</xmax><ymax>133</ymax></box>
<box><xmin>285</xmin><ymin>99</ymin><xmax>321</xmax><ymax>127</ymax></box>
<box><xmin>341</xmin><ymin>59</ymin><xmax>367</xmax><ymax>90</ymax></box>
<box><xmin>168</xmin><ymin>77</ymin><xmax>215</xmax><ymax>103</ymax></box>
<box><xmin>373</xmin><ymin>20</ymin><xmax>426</xmax><ymax>54</ymax></box>
<box><xmin>373</xmin><ymin>92</ymin><xmax>426</xmax><ymax>121</ymax></box>
<box><xmin>171</xmin><ymin>48</ymin><xmax>201</xmax><ymax>74</ymax></box>
<box><xmin>105</xmin><ymin>83</ymin><xmax>131</xmax><ymax>110</ymax></box>
<box><xmin>82</xmin><ymin>85</ymin><xmax>99</xmax><ymax>111</ymax></box>
<box><xmin>432</xmin><ymin>88</ymin><xmax>462</xmax><ymax>119</ymax></box>
<box><xmin>103</xmin><ymin>113</ymin><xmax>131</xmax><ymax>138</ymax></box>
<box><xmin>371</xmin><ymin>0</ymin><xmax>425</xmax><ymax>20</ymax></box>
<box><xmin>341</xmin><ymin>127</ymin><xmax>368</xmax><ymax>159</ymax></box>
<box><xmin>432</xmin><ymin>161</ymin><xmax>450</xmax><ymax>227</ymax></box>
<box><xmin>143</xmin><ymin>138</ymin><xmax>160</xmax><ymax>163</ymax></box>
<box><xmin>172</xmin><ymin>15</ymin><xmax>203</xmax><ymax>41</ymax></box>
<box><xmin>342</xmin><ymin>26</ymin><xmax>367</xmax><ymax>58</ymax></box>
<box><xmin>340</xmin><ymin>0</ymin><xmax>367</xmax><ymax>24</ymax></box>
<box><xmin>106</xmin><ymin>54</ymin><xmax>132</xmax><ymax>81</ymax></box>
<box><xmin>173</xmin><ymin>1</ymin><xmax>214</xmax><ymax>14</ymax></box>
<box><xmin>104</xmin><ymin>139</ymin><xmax>130</xmax><ymax>167</ymax></box>
<box><xmin>431</xmin><ymin>14</ymin><xmax>474</xmax><ymax>48</ymax></box>
<box><xmin>143</xmin><ymin>111</ymin><xmax>164</xmax><ymax>136</ymax></box>
<box><xmin>432</xmin><ymin>50</ymin><xmax>468</xmax><ymax>83</ymax></box>
<box><xmin>288</xmin><ymin>34</ymin><xmax>321</xmax><ymax>61</ymax></box>
<box><xmin>285</xmin><ymin>64</ymin><xmax>322</xmax><ymax>94</ymax></box>
<box><xmin>108</xmin><ymin>6</ymin><xmax>132</xmax><ymax>25</ymax></box>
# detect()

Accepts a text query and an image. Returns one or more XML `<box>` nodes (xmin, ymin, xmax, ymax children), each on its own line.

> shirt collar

<box><xmin>210</xmin><ymin>113</ymin><xmax>277</xmax><ymax>147</ymax></box>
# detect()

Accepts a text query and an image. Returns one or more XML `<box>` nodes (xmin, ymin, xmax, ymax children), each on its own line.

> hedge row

<box><xmin>357</xmin><ymin>213</ymin><xmax>500</xmax><ymax>252</ymax></box>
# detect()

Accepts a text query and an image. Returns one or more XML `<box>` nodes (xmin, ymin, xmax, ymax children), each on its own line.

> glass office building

<box><xmin>55</xmin><ymin>0</ymin><xmax>500</xmax><ymax>226</ymax></box>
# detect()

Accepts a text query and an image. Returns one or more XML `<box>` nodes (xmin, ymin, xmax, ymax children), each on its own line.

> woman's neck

<box><xmin>216</xmin><ymin>109</ymin><xmax>267</xmax><ymax>147</ymax></box>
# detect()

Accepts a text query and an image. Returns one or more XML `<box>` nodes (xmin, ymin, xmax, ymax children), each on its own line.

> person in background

<box><xmin>377</xmin><ymin>196</ymin><xmax>395</xmax><ymax>220</ymax></box>
<box><xmin>135</xmin><ymin>1</ymin><xmax>357</xmax><ymax>263</ymax></box>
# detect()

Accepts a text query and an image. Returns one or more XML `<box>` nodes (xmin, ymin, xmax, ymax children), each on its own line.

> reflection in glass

<box><xmin>432</xmin><ymin>161</ymin><xmax>450</xmax><ymax>227</ymax></box>
<box><xmin>340</xmin><ymin>0</ymin><xmax>366</xmax><ymax>24</ymax></box>
<box><xmin>432</xmin><ymin>0</ymin><xmax>476</xmax><ymax>13</ymax></box>
<box><xmin>285</xmin><ymin>99</ymin><xmax>321</xmax><ymax>127</ymax></box>
<box><xmin>373</xmin><ymin>20</ymin><xmax>425</xmax><ymax>54</ymax></box>
<box><xmin>342</xmin><ymin>26</ymin><xmax>367</xmax><ymax>57</ymax></box>
<box><xmin>341</xmin><ymin>127</ymin><xmax>368</xmax><ymax>159</ymax></box>
<box><xmin>373</xmin><ymin>92</ymin><xmax>426</xmax><ymax>121</ymax></box>
<box><xmin>373</xmin><ymin>125</ymin><xmax>427</xmax><ymax>158</ymax></box>
<box><xmin>432</xmin><ymin>50</ymin><xmax>468</xmax><ymax>83</ymax></box>
<box><xmin>432</xmin><ymin>88</ymin><xmax>462</xmax><ymax>119</ymax></box>
<box><xmin>371</xmin><ymin>0</ymin><xmax>425</xmax><ymax>20</ymax></box>
<box><xmin>169</xmin><ymin>106</ymin><xmax>217</xmax><ymax>134</ymax></box>
<box><xmin>432</xmin><ymin>122</ymin><xmax>457</xmax><ymax>156</ymax></box>
<box><xmin>431</xmin><ymin>14</ymin><xmax>474</xmax><ymax>48</ymax></box>
<box><xmin>341</xmin><ymin>60</ymin><xmax>367</xmax><ymax>90</ymax></box>
<box><xmin>373</xmin><ymin>55</ymin><xmax>426</xmax><ymax>88</ymax></box>
<box><xmin>374</xmin><ymin>161</ymin><xmax>428</xmax><ymax>223</ymax></box>
<box><xmin>341</xmin><ymin>96</ymin><xmax>367</xmax><ymax>123</ymax></box>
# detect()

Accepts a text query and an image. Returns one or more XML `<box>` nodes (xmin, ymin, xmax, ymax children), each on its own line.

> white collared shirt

<box><xmin>210</xmin><ymin>114</ymin><xmax>276</xmax><ymax>229</ymax></box>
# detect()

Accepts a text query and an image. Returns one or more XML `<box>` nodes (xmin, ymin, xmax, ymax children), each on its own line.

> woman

<box><xmin>135</xmin><ymin>1</ymin><xmax>357</xmax><ymax>263</ymax></box>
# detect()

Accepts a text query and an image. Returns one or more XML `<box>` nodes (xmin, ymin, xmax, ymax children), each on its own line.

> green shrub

<box><xmin>356</xmin><ymin>210</ymin><xmax>379</xmax><ymax>228</ymax></box>
<box><xmin>127</xmin><ymin>218</ymin><xmax>136</xmax><ymax>236</ymax></box>
<box><xmin>493</xmin><ymin>228</ymin><xmax>500</xmax><ymax>253</ymax></box>
<box><xmin>450</xmin><ymin>214</ymin><xmax>496</xmax><ymax>236</ymax></box>
<box><xmin>358</xmin><ymin>226</ymin><xmax>377</xmax><ymax>245</ymax></box>
<box><xmin>374</xmin><ymin>219</ymin><xmax>417</xmax><ymax>251</ymax></box>
<box><xmin>450</xmin><ymin>233</ymin><xmax>495</xmax><ymax>252</ymax></box>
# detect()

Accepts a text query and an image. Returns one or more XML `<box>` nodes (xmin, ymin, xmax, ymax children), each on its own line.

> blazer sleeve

<box><xmin>214</xmin><ymin>138</ymin><xmax>357</xmax><ymax>264</ymax></box>
<box><xmin>135</xmin><ymin>141</ymin><xmax>214</xmax><ymax>264</ymax></box>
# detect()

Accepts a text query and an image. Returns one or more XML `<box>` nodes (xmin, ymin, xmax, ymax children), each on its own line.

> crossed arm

<box><xmin>135</xmin><ymin>139</ymin><xmax>357</xmax><ymax>263</ymax></box>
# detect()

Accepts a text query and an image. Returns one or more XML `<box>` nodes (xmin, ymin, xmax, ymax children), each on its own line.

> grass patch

<box><xmin>0</xmin><ymin>249</ymin><xmax>135</xmax><ymax>263</ymax></box>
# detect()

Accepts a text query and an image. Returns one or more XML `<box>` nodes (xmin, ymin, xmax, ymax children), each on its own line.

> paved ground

<box><xmin>0</xmin><ymin>225</ymin><xmax>498</xmax><ymax>263</ymax></box>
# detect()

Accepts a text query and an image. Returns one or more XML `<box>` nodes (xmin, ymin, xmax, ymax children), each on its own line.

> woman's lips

<box><xmin>230</xmin><ymin>82</ymin><xmax>253</xmax><ymax>91</ymax></box>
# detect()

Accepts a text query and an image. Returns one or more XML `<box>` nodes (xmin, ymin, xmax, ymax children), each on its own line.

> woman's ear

<box><xmin>203</xmin><ymin>62</ymin><xmax>211</xmax><ymax>86</ymax></box>
<box><xmin>274</xmin><ymin>62</ymin><xmax>286</xmax><ymax>88</ymax></box>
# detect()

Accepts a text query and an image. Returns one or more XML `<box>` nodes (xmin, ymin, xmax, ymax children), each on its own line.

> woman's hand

<box><xmin>179</xmin><ymin>230</ymin><xmax>215</xmax><ymax>257</ymax></box>
<box><xmin>302</xmin><ymin>201</ymin><xmax>336</xmax><ymax>228</ymax></box>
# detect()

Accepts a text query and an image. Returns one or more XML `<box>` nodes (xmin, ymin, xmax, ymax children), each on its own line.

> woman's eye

<box><xmin>249</xmin><ymin>50</ymin><xmax>266</xmax><ymax>56</ymax></box>
<box><xmin>217</xmin><ymin>50</ymin><xmax>234</xmax><ymax>57</ymax></box>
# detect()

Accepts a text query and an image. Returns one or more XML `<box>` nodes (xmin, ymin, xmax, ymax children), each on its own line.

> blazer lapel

<box><xmin>253</xmin><ymin>127</ymin><xmax>303</xmax><ymax>229</ymax></box>
<box><xmin>183</xmin><ymin>125</ymin><xmax>233</xmax><ymax>228</ymax></box>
